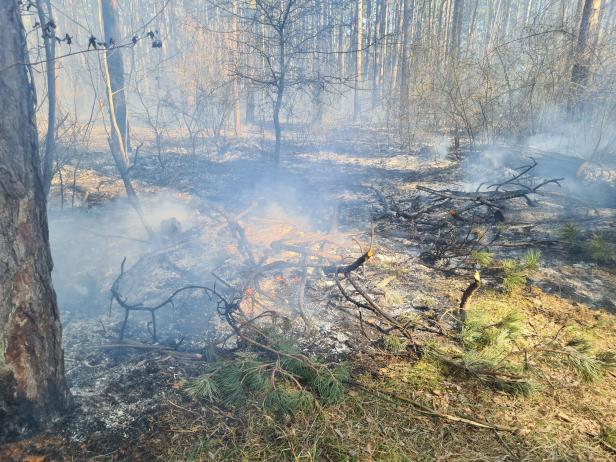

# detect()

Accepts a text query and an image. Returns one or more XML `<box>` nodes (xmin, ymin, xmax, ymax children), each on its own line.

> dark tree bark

<box><xmin>0</xmin><ymin>0</ymin><xmax>70</xmax><ymax>442</ymax></box>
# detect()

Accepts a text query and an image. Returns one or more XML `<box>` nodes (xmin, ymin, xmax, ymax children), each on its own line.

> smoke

<box><xmin>456</xmin><ymin>105</ymin><xmax>616</xmax><ymax>207</ymax></box>
<box><xmin>48</xmin><ymin>171</ymin><xmax>340</xmax><ymax>321</ymax></box>
<box><xmin>527</xmin><ymin>107</ymin><xmax>616</xmax><ymax>161</ymax></box>
<box><xmin>48</xmin><ymin>193</ymin><xmax>202</xmax><ymax>317</ymax></box>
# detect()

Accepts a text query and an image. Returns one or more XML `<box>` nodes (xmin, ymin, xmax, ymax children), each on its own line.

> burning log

<box><xmin>208</xmin><ymin>203</ymin><xmax>257</xmax><ymax>266</ymax></box>
<box><xmin>324</xmin><ymin>223</ymin><xmax>375</xmax><ymax>274</ymax></box>
<box><xmin>270</xmin><ymin>240</ymin><xmax>342</xmax><ymax>263</ymax></box>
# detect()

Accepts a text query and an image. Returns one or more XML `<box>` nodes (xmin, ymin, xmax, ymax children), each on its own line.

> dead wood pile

<box><xmin>373</xmin><ymin>158</ymin><xmax>564</xmax><ymax>263</ymax></box>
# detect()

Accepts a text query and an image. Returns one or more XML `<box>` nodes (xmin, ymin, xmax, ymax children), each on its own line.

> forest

<box><xmin>0</xmin><ymin>0</ymin><xmax>615</xmax><ymax>460</ymax></box>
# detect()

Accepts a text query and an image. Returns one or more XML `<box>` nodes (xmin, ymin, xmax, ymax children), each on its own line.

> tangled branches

<box><xmin>373</xmin><ymin>158</ymin><xmax>564</xmax><ymax>264</ymax></box>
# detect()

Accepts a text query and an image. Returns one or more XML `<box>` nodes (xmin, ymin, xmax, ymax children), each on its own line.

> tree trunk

<box><xmin>36</xmin><ymin>0</ymin><xmax>57</xmax><ymax>197</ymax></box>
<box><xmin>399</xmin><ymin>0</ymin><xmax>413</xmax><ymax>117</ymax></box>
<box><xmin>371</xmin><ymin>0</ymin><xmax>383</xmax><ymax>105</ymax></box>
<box><xmin>98</xmin><ymin>0</ymin><xmax>152</xmax><ymax>236</ymax></box>
<box><xmin>0</xmin><ymin>0</ymin><xmax>70</xmax><ymax>442</ymax></box>
<box><xmin>100</xmin><ymin>0</ymin><xmax>130</xmax><ymax>152</ymax></box>
<box><xmin>569</xmin><ymin>0</ymin><xmax>602</xmax><ymax>112</ymax></box>
<box><xmin>448</xmin><ymin>0</ymin><xmax>464</xmax><ymax>62</ymax></box>
<box><xmin>273</xmin><ymin>90</ymin><xmax>282</xmax><ymax>164</ymax></box>
<box><xmin>231</xmin><ymin>0</ymin><xmax>241</xmax><ymax>136</ymax></box>
<box><xmin>233</xmin><ymin>79</ymin><xmax>242</xmax><ymax>136</ymax></box>
<box><xmin>246</xmin><ymin>88</ymin><xmax>255</xmax><ymax>123</ymax></box>
<box><xmin>353</xmin><ymin>0</ymin><xmax>363</xmax><ymax>121</ymax></box>
<box><xmin>273</xmin><ymin>31</ymin><xmax>285</xmax><ymax>164</ymax></box>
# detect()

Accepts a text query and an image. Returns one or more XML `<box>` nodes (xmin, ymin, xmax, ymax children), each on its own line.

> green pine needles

<box><xmin>462</xmin><ymin>310</ymin><xmax>522</xmax><ymax>351</ymax></box>
<box><xmin>470</xmin><ymin>250</ymin><xmax>494</xmax><ymax>267</ymax></box>
<box><xmin>555</xmin><ymin>224</ymin><xmax>615</xmax><ymax>264</ymax></box>
<box><xmin>501</xmin><ymin>249</ymin><xmax>541</xmax><ymax>293</ymax></box>
<box><xmin>558</xmin><ymin>338</ymin><xmax>616</xmax><ymax>382</ymax></box>
<box><xmin>586</xmin><ymin>234</ymin><xmax>615</xmax><ymax>264</ymax></box>
<box><xmin>185</xmin><ymin>336</ymin><xmax>349</xmax><ymax>416</ymax></box>
<box><xmin>556</xmin><ymin>223</ymin><xmax>582</xmax><ymax>246</ymax></box>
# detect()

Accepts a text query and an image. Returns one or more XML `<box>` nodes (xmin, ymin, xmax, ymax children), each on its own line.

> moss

<box><xmin>0</xmin><ymin>364</ymin><xmax>17</xmax><ymax>426</ymax></box>
<box><xmin>0</xmin><ymin>363</ymin><xmax>15</xmax><ymax>398</ymax></box>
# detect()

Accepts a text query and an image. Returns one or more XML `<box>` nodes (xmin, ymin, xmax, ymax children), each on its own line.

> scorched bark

<box><xmin>0</xmin><ymin>0</ymin><xmax>70</xmax><ymax>440</ymax></box>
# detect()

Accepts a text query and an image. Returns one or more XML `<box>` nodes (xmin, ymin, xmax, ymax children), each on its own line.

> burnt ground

<box><xmin>1</xmin><ymin>125</ymin><xmax>616</xmax><ymax>461</ymax></box>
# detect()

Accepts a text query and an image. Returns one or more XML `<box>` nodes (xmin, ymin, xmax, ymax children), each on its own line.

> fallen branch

<box><xmin>347</xmin><ymin>380</ymin><xmax>517</xmax><ymax>433</ymax></box>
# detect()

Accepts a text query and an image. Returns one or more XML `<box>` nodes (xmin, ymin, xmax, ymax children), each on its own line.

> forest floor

<box><xmin>1</xmin><ymin>124</ymin><xmax>616</xmax><ymax>461</ymax></box>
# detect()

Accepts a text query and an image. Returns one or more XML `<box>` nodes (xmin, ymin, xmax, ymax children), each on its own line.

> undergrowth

<box><xmin>185</xmin><ymin>333</ymin><xmax>349</xmax><ymax>416</ymax></box>
<box><xmin>171</xmin><ymin>291</ymin><xmax>616</xmax><ymax>461</ymax></box>
<box><xmin>556</xmin><ymin>224</ymin><xmax>616</xmax><ymax>264</ymax></box>
<box><xmin>501</xmin><ymin>249</ymin><xmax>541</xmax><ymax>292</ymax></box>
<box><xmin>471</xmin><ymin>248</ymin><xmax>541</xmax><ymax>292</ymax></box>
<box><xmin>470</xmin><ymin>250</ymin><xmax>494</xmax><ymax>267</ymax></box>
<box><xmin>429</xmin><ymin>292</ymin><xmax>615</xmax><ymax>396</ymax></box>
